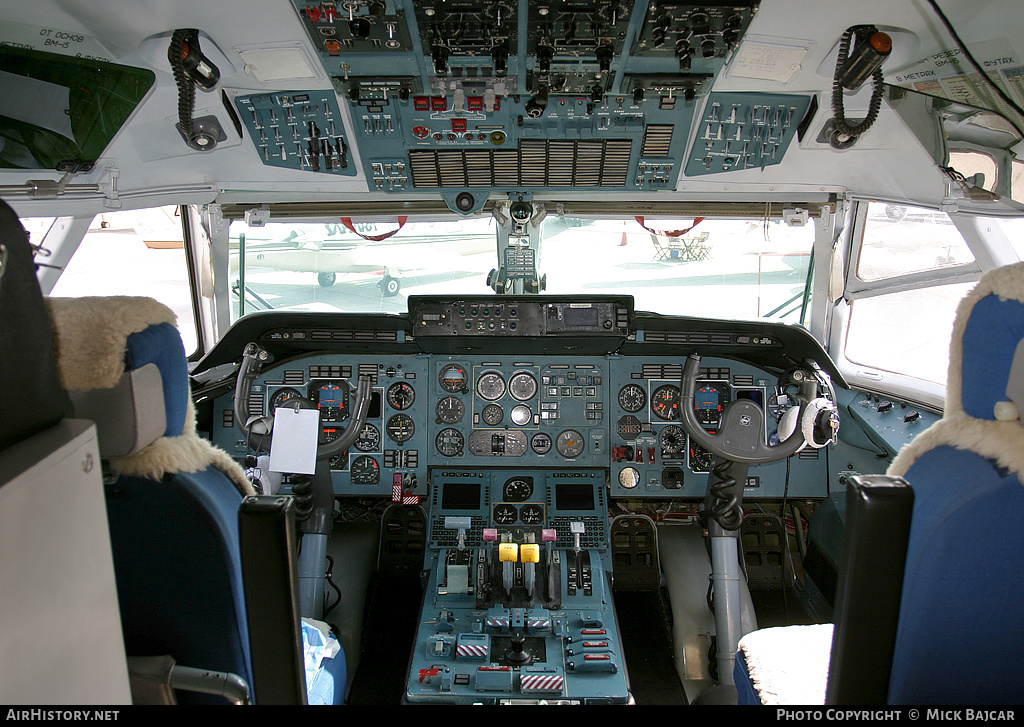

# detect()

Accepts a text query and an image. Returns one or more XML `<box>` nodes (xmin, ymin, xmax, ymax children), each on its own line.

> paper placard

<box><xmin>268</xmin><ymin>407</ymin><xmax>320</xmax><ymax>475</ymax></box>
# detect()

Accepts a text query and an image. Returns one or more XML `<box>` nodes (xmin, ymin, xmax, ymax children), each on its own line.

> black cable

<box><xmin>322</xmin><ymin>555</ymin><xmax>344</xmax><ymax>620</ymax></box>
<box><xmin>831</xmin><ymin>27</ymin><xmax>886</xmax><ymax>145</ymax></box>
<box><xmin>168</xmin><ymin>30</ymin><xmax>197</xmax><ymax>142</ymax></box>
<box><xmin>924</xmin><ymin>0</ymin><xmax>1024</xmax><ymax>139</ymax></box>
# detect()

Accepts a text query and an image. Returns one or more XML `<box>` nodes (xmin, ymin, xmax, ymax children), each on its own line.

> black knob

<box><xmin>350</xmin><ymin>17</ymin><xmax>371</xmax><ymax>39</ymax></box>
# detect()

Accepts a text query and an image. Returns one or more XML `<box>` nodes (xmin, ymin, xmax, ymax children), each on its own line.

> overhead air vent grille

<box><xmin>308</xmin><ymin>329</ymin><xmax>400</xmax><ymax>342</ymax></box>
<box><xmin>641</xmin><ymin>124</ymin><xmax>674</xmax><ymax>157</ymax></box>
<box><xmin>644</xmin><ymin>331</ymin><xmax>734</xmax><ymax>345</ymax></box>
<box><xmin>408</xmin><ymin>139</ymin><xmax>633</xmax><ymax>189</ymax></box>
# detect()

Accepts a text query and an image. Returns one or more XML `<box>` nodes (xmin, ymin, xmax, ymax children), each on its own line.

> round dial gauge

<box><xmin>689</xmin><ymin>437</ymin><xmax>715</xmax><ymax>473</ymax></box>
<box><xmin>520</xmin><ymin>504</ymin><xmax>544</xmax><ymax>525</ymax></box>
<box><xmin>503</xmin><ymin>477</ymin><xmax>534</xmax><ymax>502</ymax></box>
<box><xmin>531</xmin><ymin>432</ymin><xmax>552</xmax><ymax>455</ymax></box>
<box><xmin>651</xmin><ymin>384</ymin><xmax>681</xmax><ymax>421</ymax></box>
<box><xmin>618</xmin><ymin>467</ymin><xmax>641</xmax><ymax>489</ymax></box>
<box><xmin>481</xmin><ymin>403</ymin><xmax>503</xmax><ymax>426</ymax></box>
<box><xmin>510</xmin><ymin>404</ymin><xmax>532</xmax><ymax>426</ymax></box>
<box><xmin>350</xmin><ymin>455</ymin><xmax>379</xmax><ymax>484</ymax></box>
<box><xmin>385</xmin><ymin>413</ymin><xmax>415</xmax><ymax>443</ymax></box>
<box><xmin>493</xmin><ymin>504</ymin><xmax>517</xmax><ymax>525</ymax></box>
<box><xmin>436</xmin><ymin>396</ymin><xmax>465</xmax><ymax>424</ymax></box>
<box><xmin>439</xmin><ymin>363</ymin><xmax>468</xmax><ymax>393</ymax></box>
<box><xmin>386</xmin><ymin>381</ymin><xmax>415</xmax><ymax>410</ymax></box>
<box><xmin>476</xmin><ymin>371</ymin><xmax>506</xmax><ymax>401</ymax></box>
<box><xmin>556</xmin><ymin>429</ymin><xmax>585</xmax><ymax>458</ymax></box>
<box><xmin>658</xmin><ymin>424</ymin><xmax>686</xmax><ymax>456</ymax></box>
<box><xmin>329</xmin><ymin>450</ymin><xmax>348</xmax><ymax>470</ymax></box>
<box><xmin>618</xmin><ymin>383</ymin><xmax>647</xmax><ymax>413</ymax></box>
<box><xmin>509</xmin><ymin>371</ymin><xmax>538</xmax><ymax>401</ymax></box>
<box><xmin>435</xmin><ymin>428</ymin><xmax>464</xmax><ymax>457</ymax></box>
<box><xmin>354</xmin><ymin>423</ymin><xmax>380</xmax><ymax>452</ymax></box>
<box><xmin>270</xmin><ymin>387</ymin><xmax>306</xmax><ymax>412</ymax></box>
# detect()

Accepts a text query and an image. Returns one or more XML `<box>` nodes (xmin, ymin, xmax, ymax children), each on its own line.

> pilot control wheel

<box><xmin>380</xmin><ymin>275</ymin><xmax>401</xmax><ymax>297</ymax></box>
<box><xmin>318</xmin><ymin>272</ymin><xmax>336</xmax><ymax>287</ymax></box>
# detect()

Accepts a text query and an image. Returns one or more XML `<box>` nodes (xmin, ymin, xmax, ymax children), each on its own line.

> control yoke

<box><xmin>234</xmin><ymin>341</ymin><xmax>373</xmax><ymax>458</ymax></box>
<box><xmin>680</xmin><ymin>354</ymin><xmax>817</xmax><ymax>465</ymax></box>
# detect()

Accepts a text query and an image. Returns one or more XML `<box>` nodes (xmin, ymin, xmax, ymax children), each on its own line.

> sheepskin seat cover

<box><xmin>47</xmin><ymin>296</ymin><xmax>252</xmax><ymax>495</ymax></box>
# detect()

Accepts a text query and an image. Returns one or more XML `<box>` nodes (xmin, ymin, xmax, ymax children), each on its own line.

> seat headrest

<box><xmin>946</xmin><ymin>262</ymin><xmax>1024</xmax><ymax>423</ymax></box>
<box><xmin>47</xmin><ymin>296</ymin><xmax>254</xmax><ymax>495</ymax></box>
<box><xmin>48</xmin><ymin>297</ymin><xmax>184</xmax><ymax>457</ymax></box>
<box><xmin>889</xmin><ymin>262</ymin><xmax>1024</xmax><ymax>482</ymax></box>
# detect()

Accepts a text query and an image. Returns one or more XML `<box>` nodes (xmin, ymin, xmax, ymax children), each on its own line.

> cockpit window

<box><xmin>41</xmin><ymin>207</ymin><xmax>198</xmax><ymax>355</ymax></box>
<box><xmin>855</xmin><ymin>202</ymin><xmax>975</xmax><ymax>282</ymax></box>
<box><xmin>228</xmin><ymin>215</ymin><xmax>815</xmax><ymax>324</ymax></box>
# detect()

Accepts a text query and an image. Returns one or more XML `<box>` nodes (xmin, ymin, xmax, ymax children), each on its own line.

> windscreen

<box><xmin>227</xmin><ymin>215</ymin><xmax>815</xmax><ymax>324</ymax></box>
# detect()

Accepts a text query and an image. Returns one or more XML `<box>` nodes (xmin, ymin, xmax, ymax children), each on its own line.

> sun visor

<box><xmin>0</xmin><ymin>47</ymin><xmax>154</xmax><ymax>171</ymax></box>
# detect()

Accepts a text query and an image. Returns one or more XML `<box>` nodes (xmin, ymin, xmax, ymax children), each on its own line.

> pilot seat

<box><xmin>46</xmin><ymin>295</ymin><xmax>346</xmax><ymax>704</ymax></box>
<box><xmin>735</xmin><ymin>261</ymin><xmax>1024</xmax><ymax>704</ymax></box>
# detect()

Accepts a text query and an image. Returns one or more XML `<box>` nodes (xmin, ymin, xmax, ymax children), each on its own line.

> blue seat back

<box><xmin>885</xmin><ymin>263</ymin><xmax>1024</xmax><ymax>704</ymax></box>
<box><xmin>106</xmin><ymin>468</ymin><xmax>253</xmax><ymax>704</ymax></box>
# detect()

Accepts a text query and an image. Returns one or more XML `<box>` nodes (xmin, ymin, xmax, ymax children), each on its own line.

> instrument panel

<box><xmin>211</xmin><ymin>349</ymin><xmax>829</xmax><ymax>501</ymax></box>
<box><xmin>228</xmin><ymin>1</ymin><xmax>816</xmax><ymax>201</ymax></box>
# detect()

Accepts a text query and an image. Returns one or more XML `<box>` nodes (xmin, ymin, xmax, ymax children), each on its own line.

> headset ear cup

<box><xmin>801</xmin><ymin>398</ymin><xmax>839</xmax><ymax>448</ymax></box>
<box><xmin>778</xmin><ymin>405</ymin><xmax>803</xmax><ymax>449</ymax></box>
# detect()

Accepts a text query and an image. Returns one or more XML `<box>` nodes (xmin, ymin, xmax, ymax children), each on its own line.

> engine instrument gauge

<box><xmin>493</xmin><ymin>504</ymin><xmax>517</xmax><ymax>525</ymax></box>
<box><xmin>439</xmin><ymin>363</ymin><xmax>468</xmax><ymax>393</ymax></box>
<box><xmin>476</xmin><ymin>371</ymin><xmax>506</xmax><ymax>401</ymax></box>
<box><xmin>651</xmin><ymin>384</ymin><xmax>681</xmax><ymax>421</ymax></box>
<box><xmin>385</xmin><ymin>413</ymin><xmax>415</xmax><ymax>443</ymax></box>
<box><xmin>350</xmin><ymin>455</ymin><xmax>380</xmax><ymax>484</ymax></box>
<box><xmin>481</xmin><ymin>403</ymin><xmax>503</xmax><ymax>426</ymax></box>
<box><xmin>520</xmin><ymin>504</ymin><xmax>544</xmax><ymax>525</ymax></box>
<box><xmin>436</xmin><ymin>396</ymin><xmax>465</xmax><ymax>424</ymax></box>
<box><xmin>435</xmin><ymin>428</ymin><xmax>464</xmax><ymax>457</ymax></box>
<box><xmin>509</xmin><ymin>371</ymin><xmax>538</xmax><ymax>401</ymax></box>
<box><xmin>618</xmin><ymin>467</ymin><xmax>641</xmax><ymax>489</ymax></box>
<box><xmin>386</xmin><ymin>381</ymin><xmax>415</xmax><ymax>410</ymax></box>
<box><xmin>502</xmin><ymin>476</ymin><xmax>534</xmax><ymax>502</ymax></box>
<box><xmin>658</xmin><ymin>424</ymin><xmax>686</xmax><ymax>457</ymax></box>
<box><xmin>617</xmin><ymin>383</ymin><xmax>647</xmax><ymax>413</ymax></box>
<box><xmin>556</xmin><ymin>429</ymin><xmax>585</xmax><ymax>458</ymax></box>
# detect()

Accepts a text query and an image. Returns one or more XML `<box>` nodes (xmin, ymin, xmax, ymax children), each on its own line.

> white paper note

<box><xmin>268</xmin><ymin>407</ymin><xmax>320</xmax><ymax>475</ymax></box>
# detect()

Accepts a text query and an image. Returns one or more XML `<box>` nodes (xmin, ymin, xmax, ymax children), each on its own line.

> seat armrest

<box><xmin>826</xmin><ymin>475</ymin><xmax>914</xmax><ymax>704</ymax></box>
<box><xmin>239</xmin><ymin>495</ymin><xmax>308</xmax><ymax>705</ymax></box>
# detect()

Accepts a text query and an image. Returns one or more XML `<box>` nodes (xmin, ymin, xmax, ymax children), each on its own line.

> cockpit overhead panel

<box><xmin>273</xmin><ymin>1</ymin><xmax>804</xmax><ymax>199</ymax></box>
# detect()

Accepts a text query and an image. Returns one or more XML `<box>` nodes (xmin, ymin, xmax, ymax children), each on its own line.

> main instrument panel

<box><xmin>209</xmin><ymin>298</ymin><xmax>831</xmax><ymax>502</ymax></box>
